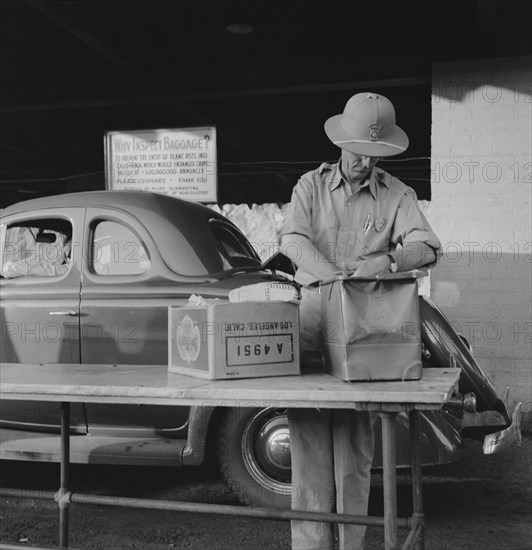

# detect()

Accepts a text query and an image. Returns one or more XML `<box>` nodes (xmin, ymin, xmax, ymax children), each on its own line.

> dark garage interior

<box><xmin>1</xmin><ymin>0</ymin><xmax>531</xmax><ymax>207</ymax></box>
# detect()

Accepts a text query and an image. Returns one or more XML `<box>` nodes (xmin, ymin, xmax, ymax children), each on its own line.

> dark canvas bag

<box><xmin>320</xmin><ymin>274</ymin><xmax>423</xmax><ymax>381</ymax></box>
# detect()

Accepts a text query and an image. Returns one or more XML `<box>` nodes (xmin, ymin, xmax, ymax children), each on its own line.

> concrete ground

<box><xmin>0</xmin><ymin>435</ymin><xmax>530</xmax><ymax>550</ymax></box>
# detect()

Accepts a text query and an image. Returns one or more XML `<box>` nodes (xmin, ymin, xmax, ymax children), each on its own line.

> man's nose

<box><xmin>360</xmin><ymin>156</ymin><xmax>373</xmax><ymax>168</ymax></box>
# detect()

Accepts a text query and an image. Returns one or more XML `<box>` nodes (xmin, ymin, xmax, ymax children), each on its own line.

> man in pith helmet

<box><xmin>280</xmin><ymin>92</ymin><xmax>441</xmax><ymax>550</ymax></box>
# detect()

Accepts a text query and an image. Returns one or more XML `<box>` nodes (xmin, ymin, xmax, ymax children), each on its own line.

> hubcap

<box><xmin>265</xmin><ymin>429</ymin><xmax>291</xmax><ymax>469</ymax></box>
<box><xmin>241</xmin><ymin>409</ymin><xmax>292</xmax><ymax>495</ymax></box>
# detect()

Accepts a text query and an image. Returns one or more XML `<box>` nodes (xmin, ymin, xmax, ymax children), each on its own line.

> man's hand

<box><xmin>350</xmin><ymin>255</ymin><xmax>390</xmax><ymax>278</ymax></box>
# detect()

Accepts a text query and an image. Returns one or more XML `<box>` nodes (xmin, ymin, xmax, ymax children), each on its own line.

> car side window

<box><xmin>92</xmin><ymin>220</ymin><xmax>149</xmax><ymax>276</ymax></box>
<box><xmin>0</xmin><ymin>218</ymin><xmax>72</xmax><ymax>279</ymax></box>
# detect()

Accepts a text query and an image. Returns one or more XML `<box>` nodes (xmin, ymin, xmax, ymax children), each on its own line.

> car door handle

<box><xmin>49</xmin><ymin>311</ymin><xmax>79</xmax><ymax>317</ymax></box>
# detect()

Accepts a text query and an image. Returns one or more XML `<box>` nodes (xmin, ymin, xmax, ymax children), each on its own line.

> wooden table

<box><xmin>0</xmin><ymin>363</ymin><xmax>460</xmax><ymax>550</ymax></box>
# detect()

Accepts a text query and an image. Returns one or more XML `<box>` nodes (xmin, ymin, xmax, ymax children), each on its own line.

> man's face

<box><xmin>341</xmin><ymin>149</ymin><xmax>379</xmax><ymax>182</ymax></box>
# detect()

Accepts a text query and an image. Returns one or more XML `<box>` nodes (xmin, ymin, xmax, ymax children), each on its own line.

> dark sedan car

<box><xmin>0</xmin><ymin>190</ymin><xmax>520</xmax><ymax>508</ymax></box>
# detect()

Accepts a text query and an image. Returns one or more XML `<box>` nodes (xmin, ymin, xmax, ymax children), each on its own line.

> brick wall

<box><xmin>430</xmin><ymin>56</ymin><xmax>532</xmax><ymax>429</ymax></box>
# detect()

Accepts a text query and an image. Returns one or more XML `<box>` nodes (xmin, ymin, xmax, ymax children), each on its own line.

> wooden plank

<box><xmin>0</xmin><ymin>363</ymin><xmax>460</xmax><ymax>411</ymax></box>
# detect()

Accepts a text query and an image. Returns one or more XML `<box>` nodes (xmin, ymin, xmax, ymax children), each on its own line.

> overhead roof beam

<box><xmin>0</xmin><ymin>141</ymin><xmax>43</xmax><ymax>161</ymax></box>
<box><xmin>1</xmin><ymin>76</ymin><xmax>430</xmax><ymax>113</ymax></box>
<box><xmin>24</xmin><ymin>0</ymin><xmax>241</xmax><ymax>148</ymax></box>
<box><xmin>27</xmin><ymin>0</ymin><xmax>131</xmax><ymax>71</ymax></box>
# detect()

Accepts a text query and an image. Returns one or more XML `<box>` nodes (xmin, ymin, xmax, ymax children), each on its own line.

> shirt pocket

<box><xmin>357</xmin><ymin>222</ymin><xmax>391</xmax><ymax>257</ymax></box>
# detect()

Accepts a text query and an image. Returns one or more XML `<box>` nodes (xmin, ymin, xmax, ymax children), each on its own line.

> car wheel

<box><xmin>216</xmin><ymin>407</ymin><xmax>292</xmax><ymax>509</ymax></box>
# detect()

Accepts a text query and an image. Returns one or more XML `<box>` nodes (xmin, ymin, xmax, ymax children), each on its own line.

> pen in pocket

<box><xmin>363</xmin><ymin>213</ymin><xmax>372</xmax><ymax>235</ymax></box>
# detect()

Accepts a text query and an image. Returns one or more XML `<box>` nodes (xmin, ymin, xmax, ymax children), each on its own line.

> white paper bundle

<box><xmin>228</xmin><ymin>282</ymin><xmax>301</xmax><ymax>304</ymax></box>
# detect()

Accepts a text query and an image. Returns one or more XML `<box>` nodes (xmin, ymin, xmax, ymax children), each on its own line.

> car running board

<box><xmin>0</xmin><ymin>429</ymin><xmax>186</xmax><ymax>466</ymax></box>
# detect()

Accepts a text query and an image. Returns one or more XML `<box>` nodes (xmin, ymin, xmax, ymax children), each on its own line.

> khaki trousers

<box><xmin>289</xmin><ymin>287</ymin><xmax>376</xmax><ymax>550</ymax></box>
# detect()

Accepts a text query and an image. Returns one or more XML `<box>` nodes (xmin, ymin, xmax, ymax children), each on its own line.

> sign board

<box><xmin>104</xmin><ymin>126</ymin><xmax>217</xmax><ymax>202</ymax></box>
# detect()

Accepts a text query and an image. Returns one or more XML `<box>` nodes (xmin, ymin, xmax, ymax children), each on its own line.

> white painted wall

<box><xmin>430</xmin><ymin>55</ymin><xmax>532</xmax><ymax>428</ymax></box>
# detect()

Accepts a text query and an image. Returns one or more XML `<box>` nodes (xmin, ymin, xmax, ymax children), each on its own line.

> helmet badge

<box><xmin>369</xmin><ymin>123</ymin><xmax>382</xmax><ymax>142</ymax></box>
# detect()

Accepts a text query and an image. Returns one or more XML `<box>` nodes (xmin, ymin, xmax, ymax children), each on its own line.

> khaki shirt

<box><xmin>281</xmin><ymin>161</ymin><xmax>442</xmax><ymax>286</ymax></box>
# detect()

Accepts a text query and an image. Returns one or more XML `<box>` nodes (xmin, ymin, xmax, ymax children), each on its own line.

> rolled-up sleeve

<box><xmin>280</xmin><ymin>175</ymin><xmax>314</xmax><ymax>240</ymax></box>
<box><xmin>391</xmin><ymin>189</ymin><xmax>442</xmax><ymax>267</ymax></box>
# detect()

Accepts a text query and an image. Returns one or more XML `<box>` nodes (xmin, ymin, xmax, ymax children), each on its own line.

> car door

<box><xmin>80</xmin><ymin>208</ymin><xmax>190</xmax><ymax>437</ymax></box>
<box><xmin>0</xmin><ymin>209</ymin><xmax>87</xmax><ymax>433</ymax></box>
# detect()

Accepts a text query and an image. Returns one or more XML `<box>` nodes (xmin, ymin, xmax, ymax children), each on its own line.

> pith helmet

<box><xmin>324</xmin><ymin>92</ymin><xmax>409</xmax><ymax>157</ymax></box>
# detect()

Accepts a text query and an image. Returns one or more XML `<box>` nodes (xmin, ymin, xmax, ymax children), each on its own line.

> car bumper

<box><xmin>483</xmin><ymin>402</ymin><xmax>522</xmax><ymax>455</ymax></box>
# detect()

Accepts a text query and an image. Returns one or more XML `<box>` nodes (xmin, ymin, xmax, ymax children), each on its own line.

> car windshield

<box><xmin>207</xmin><ymin>218</ymin><xmax>262</xmax><ymax>273</ymax></box>
<box><xmin>154</xmin><ymin>205</ymin><xmax>262</xmax><ymax>277</ymax></box>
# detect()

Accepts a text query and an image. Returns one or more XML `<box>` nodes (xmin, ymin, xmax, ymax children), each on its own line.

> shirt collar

<box><xmin>328</xmin><ymin>161</ymin><xmax>388</xmax><ymax>200</ymax></box>
<box><xmin>324</xmin><ymin>162</ymin><xmax>343</xmax><ymax>191</ymax></box>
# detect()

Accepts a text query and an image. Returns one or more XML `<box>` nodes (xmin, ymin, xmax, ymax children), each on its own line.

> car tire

<box><xmin>216</xmin><ymin>407</ymin><xmax>292</xmax><ymax>509</ymax></box>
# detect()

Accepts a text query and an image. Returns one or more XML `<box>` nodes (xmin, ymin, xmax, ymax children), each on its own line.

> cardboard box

<box><xmin>168</xmin><ymin>301</ymin><xmax>300</xmax><ymax>379</ymax></box>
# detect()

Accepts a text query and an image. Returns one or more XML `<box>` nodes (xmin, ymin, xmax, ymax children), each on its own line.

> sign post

<box><xmin>104</xmin><ymin>126</ymin><xmax>217</xmax><ymax>202</ymax></box>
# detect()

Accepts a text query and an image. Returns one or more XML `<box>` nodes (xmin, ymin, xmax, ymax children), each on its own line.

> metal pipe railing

<box><xmin>70</xmin><ymin>492</ymin><xmax>411</xmax><ymax>527</ymax></box>
<box><xmin>0</xmin><ymin>487</ymin><xmax>410</xmax><ymax>528</ymax></box>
